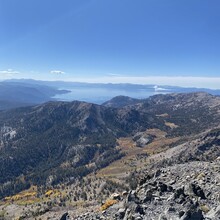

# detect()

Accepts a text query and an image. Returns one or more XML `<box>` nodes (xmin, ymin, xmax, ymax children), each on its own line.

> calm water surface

<box><xmin>54</xmin><ymin>86</ymin><xmax>168</xmax><ymax>104</ymax></box>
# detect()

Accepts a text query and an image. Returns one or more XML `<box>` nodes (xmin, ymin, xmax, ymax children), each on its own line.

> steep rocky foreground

<box><xmin>75</xmin><ymin>159</ymin><xmax>219</xmax><ymax>220</ymax></box>
<box><xmin>70</xmin><ymin>128</ymin><xmax>220</xmax><ymax>220</ymax></box>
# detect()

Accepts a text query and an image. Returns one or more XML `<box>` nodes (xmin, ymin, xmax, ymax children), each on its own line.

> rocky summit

<box><xmin>71</xmin><ymin>159</ymin><xmax>220</xmax><ymax>220</ymax></box>
<box><xmin>1</xmin><ymin>156</ymin><xmax>219</xmax><ymax>219</ymax></box>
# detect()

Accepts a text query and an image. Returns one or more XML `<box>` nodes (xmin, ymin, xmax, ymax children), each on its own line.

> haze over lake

<box><xmin>52</xmin><ymin>83</ymin><xmax>220</xmax><ymax>104</ymax></box>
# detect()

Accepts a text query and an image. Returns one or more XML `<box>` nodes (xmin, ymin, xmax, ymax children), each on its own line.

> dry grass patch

<box><xmin>165</xmin><ymin>121</ymin><xmax>179</xmax><ymax>129</ymax></box>
<box><xmin>100</xmin><ymin>199</ymin><xmax>118</xmax><ymax>211</ymax></box>
<box><xmin>97</xmin><ymin>129</ymin><xmax>181</xmax><ymax>179</ymax></box>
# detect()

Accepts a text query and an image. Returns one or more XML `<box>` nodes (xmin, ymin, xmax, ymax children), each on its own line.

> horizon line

<box><xmin>1</xmin><ymin>76</ymin><xmax>220</xmax><ymax>90</ymax></box>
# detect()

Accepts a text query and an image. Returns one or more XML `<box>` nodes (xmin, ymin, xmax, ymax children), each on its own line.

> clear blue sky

<box><xmin>0</xmin><ymin>0</ymin><xmax>220</xmax><ymax>87</ymax></box>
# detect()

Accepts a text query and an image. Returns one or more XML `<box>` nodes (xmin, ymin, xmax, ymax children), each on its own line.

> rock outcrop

<box><xmin>73</xmin><ymin>159</ymin><xmax>220</xmax><ymax>220</ymax></box>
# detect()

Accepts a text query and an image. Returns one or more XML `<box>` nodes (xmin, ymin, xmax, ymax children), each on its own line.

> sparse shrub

<box><xmin>100</xmin><ymin>199</ymin><xmax>118</xmax><ymax>211</ymax></box>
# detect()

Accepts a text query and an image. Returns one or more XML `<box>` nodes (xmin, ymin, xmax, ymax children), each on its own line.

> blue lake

<box><xmin>53</xmin><ymin>83</ymin><xmax>220</xmax><ymax>104</ymax></box>
<box><xmin>53</xmin><ymin>86</ymin><xmax>168</xmax><ymax>104</ymax></box>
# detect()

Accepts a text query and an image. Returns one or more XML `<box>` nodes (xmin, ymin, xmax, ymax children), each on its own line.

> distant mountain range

<box><xmin>0</xmin><ymin>80</ymin><xmax>68</xmax><ymax>110</ymax></box>
<box><xmin>1</xmin><ymin>79</ymin><xmax>220</xmax><ymax>110</ymax></box>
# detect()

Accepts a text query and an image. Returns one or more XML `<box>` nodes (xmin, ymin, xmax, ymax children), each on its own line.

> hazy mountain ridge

<box><xmin>2</xmin><ymin>79</ymin><xmax>220</xmax><ymax>108</ymax></box>
<box><xmin>102</xmin><ymin>96</ymin><xmax>143</xmax><ymax>108</ymax></box>
<box><xmin>107</xmin><ymin>92</ymin><xmax>220</xmax><ymax>136</ymax></box>
<box><xmin>0</xmin><ymin>81</ymin><xmax>69</xmax><ymax>110</ymax></box>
